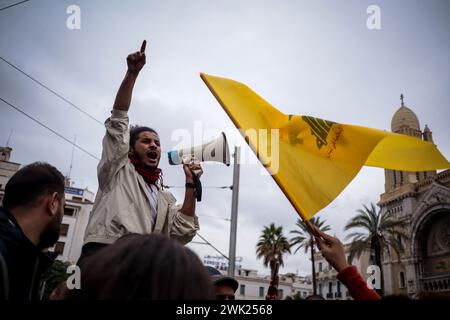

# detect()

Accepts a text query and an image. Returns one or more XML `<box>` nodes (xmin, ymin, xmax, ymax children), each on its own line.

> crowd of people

<box><xmin>0</xmin><ymin>41</ymin><xmax>442</xmax><ymax>301</ymax></box>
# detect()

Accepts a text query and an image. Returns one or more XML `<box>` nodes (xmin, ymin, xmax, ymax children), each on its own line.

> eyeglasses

<box><xmin>216</xmin><ymin>294</ymin><xmax>235</xmax><ymax>300</ymax></box>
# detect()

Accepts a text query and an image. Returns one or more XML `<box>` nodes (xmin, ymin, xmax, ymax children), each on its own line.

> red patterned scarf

<box><xmin>128</xmin><ymin>154</ymin><xmax>162</xmax><ymax>186</ymax></box>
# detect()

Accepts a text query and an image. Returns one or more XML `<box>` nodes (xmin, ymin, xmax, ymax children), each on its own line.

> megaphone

<box><xmin>167</xmin><ymin>132</ymin><xmax>230</xmax><ymax>167</ymax></box>
<box><xmin>167</xmin><ymin>132</ymin><xmax>230</xmax><ymax>202</ymax></box>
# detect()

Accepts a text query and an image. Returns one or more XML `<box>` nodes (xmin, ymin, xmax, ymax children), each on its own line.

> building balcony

<box><xmin>421</xmin><ymin>275</ymin><xmax>450</xmax><ymax>292</ymax></box>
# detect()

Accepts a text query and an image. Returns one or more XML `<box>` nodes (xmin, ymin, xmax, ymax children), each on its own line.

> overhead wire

<box><xmin>0</xmin><ymin>0</ymin><xmax>31</xmax><ymax>12</ymax></box>
<box><xmin>194</xmin><ymin>233</ymin><xmax>229</xmax><ymax>260</ymax></box>
<box><xmin>0</xmin><ymin>97</ymin><xmax>100</xmax><ymax>161</ymax></box>
<box><xmin>0</xmin><ymin>56</ymin><xmax>104</xmax><ymax>126</ymax></box>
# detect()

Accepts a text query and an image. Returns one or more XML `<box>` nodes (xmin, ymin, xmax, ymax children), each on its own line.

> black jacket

<box><xmin>0</xmin><ymin>207</ymin><xmax>53</xmax><ymax>300</ymax></box>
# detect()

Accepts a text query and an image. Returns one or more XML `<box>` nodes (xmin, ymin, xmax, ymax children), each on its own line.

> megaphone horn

<box><xmin>167</xmin><ymin>132</ymin><xmax>230</xmax><ymax>166</ymax></box>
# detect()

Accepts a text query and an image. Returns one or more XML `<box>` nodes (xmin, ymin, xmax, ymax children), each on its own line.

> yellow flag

<box><xmin>201</xmin><ymin>73</ymin><xmax>450</xmax><ymax>220</ymax></box>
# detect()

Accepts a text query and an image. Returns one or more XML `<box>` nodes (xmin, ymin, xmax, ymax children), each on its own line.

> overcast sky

<box><xmin>1</xmin><ymin>0</ymin><xmax>449</xmax><ymax>276</ymax></box>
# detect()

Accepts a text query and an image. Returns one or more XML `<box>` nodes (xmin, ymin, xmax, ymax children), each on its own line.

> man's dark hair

<box><xmin>68</xmin><ymin>234</ymin><xmax>215</xmax><ymax>300</ymax></box>
<box><xmin>129</xmin><ymin>125</ymin><xmax>159</xmax><ymax>149</ymax></box>
<box><xmin>2</xmin><ymin>162</ymin><xmax>65</xmax><ymax>210</ymax></box>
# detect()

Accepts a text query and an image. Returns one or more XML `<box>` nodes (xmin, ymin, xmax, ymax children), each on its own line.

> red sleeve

<box><xmin>337</xmin><ymin>266</ymin><xmax>381</xmax><ymax>300</ymax></box>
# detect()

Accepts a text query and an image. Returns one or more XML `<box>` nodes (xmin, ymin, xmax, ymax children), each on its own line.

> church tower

<box><xmin>384</xmin><ymin>94</ymin><xmax>437</xmax><ymax>193</ymax></box>
<box><xmin>379</xmin><ymin>95</ymin><xmax>450</xmax><ymax>298</ymax></box>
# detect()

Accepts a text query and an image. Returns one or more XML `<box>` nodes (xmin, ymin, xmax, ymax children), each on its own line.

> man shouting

<box><xmin>81</xmin><ymin>41</ymin><xmax>200</xmax><ymax>261</ymax></box>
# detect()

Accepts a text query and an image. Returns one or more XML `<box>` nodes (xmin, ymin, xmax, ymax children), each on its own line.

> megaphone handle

<box><xmin>191</xmin><ymin>169</ymin><xmax>202</xmax><ymax>202</ymax></box>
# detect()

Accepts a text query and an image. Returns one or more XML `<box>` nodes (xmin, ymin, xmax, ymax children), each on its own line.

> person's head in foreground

<box><xmin>206</xmin><ymin>266</ymin><xmax>239</xmax><ymax>300</ymax></box>
<box><xmin>67</xmin><ymin>234</ymin><xmax>215</xmax><ymax>300</ymax></box>
<box><xmin>2</xmin><ymin>161</ymin><xmax>65</xmax><ymax>250</ymax></box>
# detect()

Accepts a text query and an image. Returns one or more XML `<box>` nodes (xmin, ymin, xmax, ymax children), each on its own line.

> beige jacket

<box><xmin>83</xmin><ymin>109</ymin><xmax>199</xmax><ymax>245</ymax></box>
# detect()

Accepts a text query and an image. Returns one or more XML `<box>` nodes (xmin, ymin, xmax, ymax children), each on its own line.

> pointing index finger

<box><xmin>140</xmin><ymin>40</ymin><xmax>147</xmax><ymax>53</ymax></box>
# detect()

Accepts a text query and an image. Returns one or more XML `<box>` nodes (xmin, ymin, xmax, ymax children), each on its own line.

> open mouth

<box><xmin>147</xmin><ymin>151</ymin><xmax>158</xmax><ymax>160</ymax></box>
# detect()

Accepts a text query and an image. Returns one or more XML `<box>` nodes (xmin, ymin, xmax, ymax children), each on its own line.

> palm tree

<box><xmin>290</xmin><ymin>216</ymin><xmax>330</xmax><ymax>296</ymax></box>
<box><xmin>256</xmin><ymin>223</ymin><xmax>291</xmax><ymax>277</ymax></box>
<box><xmin>285</xmin><ymin>291</ymin><xmax>302</xmax><ymax>300</ymax></box>
<box><xmin>345</xmin><ymin>203</ymin><xmax>407</xmax><ymax>295</ymax></box>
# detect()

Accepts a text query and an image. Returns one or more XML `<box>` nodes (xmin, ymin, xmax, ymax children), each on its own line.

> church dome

<box><xmin>391</xmin><ymin>105</ymin><xmax>420</xmax><ymax>132</ymax></box>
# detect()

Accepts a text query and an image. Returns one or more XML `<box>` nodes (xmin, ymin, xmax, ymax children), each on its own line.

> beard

<box><xmin>37</xmin><ymin>227</ymin><xmax>60</xmax><ymax>250</ymax></box>
<box><xmin>143</xmin><ymin>161</ymin><xmax>159</xmax><ymax>169</ymax></box>
<box><xmin>135</xmin><ymin>150</ymin><xmax>160</xmax><ymax>169</ymax></box>
<box><xmin>37</xmin><ymin>204</ymin><xmax>63</xmax><ymax>250</ymax></box>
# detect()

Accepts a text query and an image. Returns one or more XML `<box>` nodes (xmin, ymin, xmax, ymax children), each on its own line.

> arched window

<box><xmin>399</xmin><ymin>271</ymin><xmax>406</xmax><ymax>288</ymax></box>
<box><xmin>397</xmin><ymin>235</ymin><xmax>403</xmax><ymax>251</ymax></box>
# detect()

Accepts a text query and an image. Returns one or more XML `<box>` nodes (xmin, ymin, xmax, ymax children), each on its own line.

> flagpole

<box><xmin>304</xmin><ymin>219</ymin><xmax>319</xmax><ymax>237</ymax></box>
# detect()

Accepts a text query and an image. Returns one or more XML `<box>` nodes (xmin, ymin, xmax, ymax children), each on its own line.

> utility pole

<box><xmin>228</xmin><ymin>146</ymin><xmax>241</xmax><ymax>277</ymax></box>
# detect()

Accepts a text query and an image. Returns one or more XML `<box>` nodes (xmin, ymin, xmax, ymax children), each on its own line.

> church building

<box><xmin>379</xmin><ymin>95</ymin><xmax>450</xmax><ymax>297</ymax></box>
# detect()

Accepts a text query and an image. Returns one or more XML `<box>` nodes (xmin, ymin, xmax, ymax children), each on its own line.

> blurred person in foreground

<box><xmin>67</xmin><ymin>234</ymin><xmax>215</xmax><ymax>300</ymax></box>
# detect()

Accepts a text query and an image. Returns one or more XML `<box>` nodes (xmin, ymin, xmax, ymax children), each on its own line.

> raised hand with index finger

<box><xmin>127</xmin><ymin>40</ymin><xmax>147</xmax><ymax>74</ymax></box>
